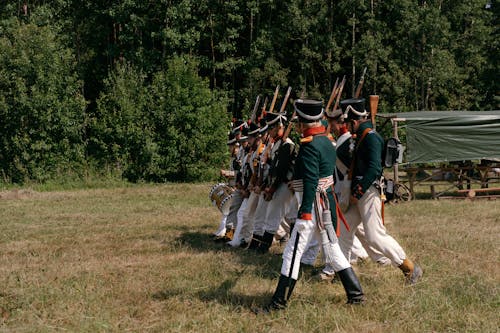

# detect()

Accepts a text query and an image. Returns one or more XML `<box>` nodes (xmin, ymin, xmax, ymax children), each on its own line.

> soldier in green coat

<box><xmin>262</xmin><ymin>99</ymin><xmax>365</xmax><ymax>312</ymax></box>
<box><xmin>341</xmin><ymin>98</ymin><xmax>423</xmax><ymax>285</ymax></box>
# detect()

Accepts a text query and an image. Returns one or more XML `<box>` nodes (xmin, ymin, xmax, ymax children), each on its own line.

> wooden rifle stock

<box><xmin>279</xmin><ymin>86</ymin><xmax>292</xmax><ymax>114</ymax></box>
<box><xmin>332</xmin><ymin>75</ymin><xmax>347</xmax><ymax>112</ymax></box>
<box><xmin>258</xmin><ymin>96</ymin><xmax>268</xmax><ymax>121</ymax></box>
<box><xmin>282</xmin><ymin>111</ymin><xmax>295</xmax><ymax>142</ymax></box>
<box><xmin>354</xmin><ymin>67</ymin><xmax>367</xmax><ymax>98</ymax></box>
<box><xmin>268</xmin><ymin>85</ymin><xmax>280</xmax><ymax>113</ymax></box>
<box><xmin>250</xmin><ymin>95</ymin><xmax>261</xmax><ymax>123</ymax></box>
<box><xmin>324</xmin><ymin>77</ymin><xmax>340</xmax><ymax>114</ymax></box>
<box><xmin>369</xmin><ymin>95</ymin><xmax>379</xmax><ymax>130</ymax></box>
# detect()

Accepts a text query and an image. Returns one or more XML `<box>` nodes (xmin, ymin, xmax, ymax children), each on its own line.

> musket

<box><xmin>268</xmin><ymin>85</ymin><xmax>280</xmax><ymax>113</ymax></box>
<box><xmin>354</xmin><ymin>67</ymin><xmax>367</xmax><ymax>98</ymax></box>
<box><xmin>258</xmin><ymin>96</ymin><xmax>268</xmax><ymax>121</ymax></box>
<box><xmin>250</xmin><ymin>95</ymin><xmax>261</xmax><ymax>123</ymax></box>
<box><xmin>324</xmin><ymin>77</ymin><xmax>340</xmax><ymax>115</ymax></box>
<box><xmin>278</xmin><ymin>86</ymin><xmax>292</xmax><ymax>114</ymax></box>
<box><xmin>278</xmin><ymin>87</ymin><xmax>293</xmax><ymax>141</ymax></box>
<box><xmin>282</xmin><ymin>110</ymin><xmax>295</xmax><ymax>142</ymax></box>
<box><xmin>332</xmin><ymin>75</ymin><xmax>347</xmax><ymax>112</ymax></box>
<box><xmin>369</xmin><ymin>95</ymin><xmax>379</xmax><ymax>130</ymax></box>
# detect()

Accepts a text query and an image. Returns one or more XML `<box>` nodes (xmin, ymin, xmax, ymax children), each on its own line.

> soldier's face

<box><xmin>347</xmin><ymin>120</ymin><xmax>359</xmax><ymax>133</ymax></box>
<box><xmin>328</xmin><ymin>119</ymin><xmax>340</xmax><ymax>136</ymax></box>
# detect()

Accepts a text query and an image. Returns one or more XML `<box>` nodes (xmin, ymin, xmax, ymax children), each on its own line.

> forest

<box><xmin>0</xmin><ymin>0</ymin><xmax>497</xmax><ymax>183</ymax></box>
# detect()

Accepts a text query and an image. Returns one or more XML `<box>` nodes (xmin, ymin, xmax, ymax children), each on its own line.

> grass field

<box><xmin>1</xmin><ymin>183</ymin><xmax>499</xmax><ymax>332</ymax></box>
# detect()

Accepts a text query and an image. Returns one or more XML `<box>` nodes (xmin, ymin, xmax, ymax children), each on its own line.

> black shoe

<box><xmin>247</xmin><ymin>234</ymin><xmax>263</xmax><ymax>250</ymax></box>
<box><xmin>257</xmin><ymin>231</ymin><xmax>275</xmax><ymax>254</ymax></box>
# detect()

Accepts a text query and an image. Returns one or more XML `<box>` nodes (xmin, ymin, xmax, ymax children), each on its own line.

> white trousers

<box><xmin>226</xmin><ymin>198</ymin><xmax>248</xmax><ymax>246</ymax></box>
<box><xmin>343</xmin><ymin>186</ymin><xmax>406</xmax><ymax>266</ymax></box>
<box><xmin>262</xmin><ymin>183</ymin><xmax>294</xmax><ymax>234</ymax></box>
<box><xmin>239</xmin><ymin>192</ymin><xmax>261</xmax><ymax>242</ymax></box>
<box><xmin>251</xmin><ymin>194</ymin><xmax>271</xmax><ymax>236</ymax></box>
<box><xmin>281</xmin><ymin>193</ymin><xmax>351</xmax><ymax>280</ymax></box>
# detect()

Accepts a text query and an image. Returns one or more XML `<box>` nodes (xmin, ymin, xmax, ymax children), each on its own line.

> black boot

<box><xmin>336</xmin><ymin>267</ymin><xmax>365</xmax><ymax>304</ymax></box>
<box><xmin>257</xmin><ymin>231</ymin><xmax>275</xmax><ymax>254</ymax></box>
<box><xmin>247</xmin><ymin>234</ymin><xmax>263</xmax><ymax>251</ymax></box>
<box><xmin>265</xmin><ymin>274</ymin><xmax>297</xmax><ymax>311</ymax></box>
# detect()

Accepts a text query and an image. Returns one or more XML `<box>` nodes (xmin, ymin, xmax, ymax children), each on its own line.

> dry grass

<box><xmin>0</xmin><ymin>183</ymin><xmax>499</xmax><ymax>332</ymax></box>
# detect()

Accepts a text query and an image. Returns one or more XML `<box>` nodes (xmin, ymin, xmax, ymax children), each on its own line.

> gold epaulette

<box><xmin>300</xmin><ymin>136</ymin><xmax>313</xmax><ymax>143</ymax></box>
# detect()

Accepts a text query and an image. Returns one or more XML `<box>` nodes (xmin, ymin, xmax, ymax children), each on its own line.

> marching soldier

<box><xmin>261</xmin><ymin>99</ymin><xmax>365</xmax><ymax>312</ymax></box>
<box><xmin>247</xmin><ymin>114</ymin><xmax>275</xmax><ymax>250</ymax></box>
<box><xmin>214</xmin><ymin>120</ymin><xmax>247</xmax><ymax>242</ymax></box>
<box><xmin>313</xmin><ymin>108</ymin><xmax>391</xmax><ymax>281</ymax></box>
<box><xmin>252</xmin><ymin>112</ymin><xmax>296</xmax><ymax>253</ymax></box>
<box><xmin>227</xmin><ymin>121</ymin><xmax>261</xmax><ymax>247</ymax></box>
<box><xmin>340</xmin><ymin>98</ymin><xmax>423</xmax><ymax>284</ymax></box>
<box><xmin>212</xmin><ymin>132</ymin><xmax>239</xmax><ymax>238</ymax></box>
<box><xmin>235</xmin><ymin>118</ymin><xmax>269</xmax><ymax>248</ymax></box>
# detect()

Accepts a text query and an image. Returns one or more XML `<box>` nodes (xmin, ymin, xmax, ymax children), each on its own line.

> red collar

<box><xmin>302</xmin><ymin>126</ymin><xmax>326</xmax><ymax>137</ymax></box>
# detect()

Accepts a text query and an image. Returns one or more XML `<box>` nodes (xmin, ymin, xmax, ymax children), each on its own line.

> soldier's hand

<box><xmin>349</xmin><ymin>196</ymin><xmax>358</xmax><ymax>205</ymax></box>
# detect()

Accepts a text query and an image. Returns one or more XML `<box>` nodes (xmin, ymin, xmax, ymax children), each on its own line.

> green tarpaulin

<box><xmin>378</xmin><ymin>111</ymin><xmax>500</xmax><ymax>164</ymax></box>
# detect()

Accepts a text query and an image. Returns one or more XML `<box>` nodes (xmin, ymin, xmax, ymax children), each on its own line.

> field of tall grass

<box><xmin>1</xmin><ymin>183</ymin><xmax>498</xmax><ymax>332</ymax></box>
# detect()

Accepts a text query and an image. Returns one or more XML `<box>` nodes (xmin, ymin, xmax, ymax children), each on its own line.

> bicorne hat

<box><xmin>227</xmin><ymin>132</ymin><xmax>237</xmax><ymax>145</ymax></box>
<box><xmin>294</xmin><ymin>99</ymin><xmax>324</xmax><ymax>123</ymax></box>
<box><xmin>259</xmin><ymin>117</ymin><xmax>268</xmax><ymax>134</ymax></box>
<box><xmin>266</xmin><ymin>112</ymin><xmax>287</xmax><ymax>127</ymax></box>
<box><xmin>247</xmin><ymin>122</ymin><xmax>260</xmax><ymax>136</ymax></box>
<box><xmin>231</xmin><ymin>120</ymin><xmax>248</xmax><ymax>134</ymax></box>
<box><xmin>325</xmin><ymin>108</ymin><xmax>343</xmax><ymax>120</ymax></box>
<box><xmin>341</xmin><ymin>98</ymin><xmax>368</xmax><ymax>120</ymax></box>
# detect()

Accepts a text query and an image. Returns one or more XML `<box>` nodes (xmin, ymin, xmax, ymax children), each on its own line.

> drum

<box><xmin>209</xmin><ymin>183</ymin><xmax>235</xmax><ymax>215</ymax></box>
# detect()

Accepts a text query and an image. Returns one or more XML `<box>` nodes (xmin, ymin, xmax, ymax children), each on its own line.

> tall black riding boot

<box><xmin>258</xmin><ymin>231</ymin><xmax>275</xmax><ymax>254</ymax></box>
<box><xmin>336</xmin><ymin>267</ymin><xmax>365</xmax><ymax>304</ymax></box>
<box><xmin>266</xmin><ymin>274</ymin><xmax>297</xmax><ymax>311</ymax></box>
<box><xmin>248</xmin><ymin>234</ymin><xmax>263</xmax><ymax>250</ymax></box>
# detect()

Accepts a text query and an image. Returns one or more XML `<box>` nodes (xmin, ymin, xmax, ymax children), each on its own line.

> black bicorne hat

<box><xmin>340</xmin><ymin>98</ymin><xmax>368</xmax><ymax>120</ymax></box>
<box><xmin>259</xmin><ymin>117</ymin><xmax>268</xmax><ymax>134</ymax></box>
<box><xmin>294</xmin><ymin>99</ymin><xmax>324</xmax><ymax>123</ymax></box>
<box><xmin>227</xmin><ymin>132</ymin><xmax>237</xmax><ymax>145</ymax></box>
<box><xmin>231</xmin><ymin>120</ymin><xmax>248</xmax><ymax>134</ymax></box>
<box><xmin>239</xmin><ymin>126</ymin><xmax>249</xmax><ymax>142</ymax></box>
<box><xmin>266</xmin><ymin>112</ymin><xmax>287</xmax><ymax>127</ymax></box>
<box><xmin>248</xmin><ymin>122</ymin><xmax>260</xmax><ymax>136</ymax></box>
<box><xmin>325</xmin><ymin>108</ymin><xmax>343</xmax><ymax>120</ymax></box>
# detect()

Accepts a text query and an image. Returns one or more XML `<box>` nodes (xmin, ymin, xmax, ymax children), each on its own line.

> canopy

<box><xmin>377</xmin><ymin>111</ymin><xmax>500</xmax><ymax>164</ymax></box>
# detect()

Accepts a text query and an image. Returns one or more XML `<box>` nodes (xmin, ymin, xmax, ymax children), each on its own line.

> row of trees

<box><xmin>0</xmin><ymin>1</ymin><xmax>497</xmax><ymax>183</ymax></box>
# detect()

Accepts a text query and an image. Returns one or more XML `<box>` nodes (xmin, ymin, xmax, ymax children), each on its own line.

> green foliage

<box><xmin>0</xmin><ymin>18</ymin><xmax>86</xmax><ymax>183</ymax></box>
<box><xmin>90</xmin><ymin>61</ymin><xmax>155</xmax><ymax>181</ymax></box>
<box><xmin>149</xmin><ymin>55</ymin><xmax>229</xmax><ymax>181</ymax></box>
<box><xmin>0</xmin><ymin>1</ymin><xmax>497</xmax><ymax>184</ymax></box>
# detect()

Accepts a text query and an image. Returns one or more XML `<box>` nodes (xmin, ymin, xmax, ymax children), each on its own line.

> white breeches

<box><xmin>238</xmin><ymin>192</ymin><xmax>260</xmax><ymax>242</ymax></box>
<box><xmin>281</xmin><ymin>193</ymin><xmax>351</xmax><ymax>280</ymax></box>
<box><xmin>343</xmin><ymin>185</ymin><xmax>406</xmax><ymax>266</ymax></box>
<box><xmin>263</xmin><ymin>183</ymin><xmax>293</xmax><ymax>234</ymax></box>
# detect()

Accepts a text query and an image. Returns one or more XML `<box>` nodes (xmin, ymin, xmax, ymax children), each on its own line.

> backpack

<box><xmin>382</xmin><ymin>137</ymin><xmax>404</xmax><ymax>168</ymax></box>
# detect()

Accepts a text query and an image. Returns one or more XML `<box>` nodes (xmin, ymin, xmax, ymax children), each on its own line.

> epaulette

<box><xmin>300</xmin><ymin>136</ymin><xmax>313</xmax><ymax>143</ymax></box>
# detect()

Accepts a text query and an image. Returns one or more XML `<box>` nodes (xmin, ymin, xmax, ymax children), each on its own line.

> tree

<box><xmin>89</xmin><ymin>61</ymin><xmax>156</xmax><ymax>181</ymax></box>
<box><xmin>0</xmin><ymin>18</ymin><xmax>86</xmax><ymax>183</ymax></box>
<box><xmin>149</xmin><ymin>55</ymin><xmax>229</xmax><ymax>181</ymax></box>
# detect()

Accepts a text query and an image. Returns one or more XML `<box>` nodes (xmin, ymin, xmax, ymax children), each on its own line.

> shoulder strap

<box><xmin>347</xmin><ymin>127</ymin><xmax>372</xmax><ymax>180</ymax></box>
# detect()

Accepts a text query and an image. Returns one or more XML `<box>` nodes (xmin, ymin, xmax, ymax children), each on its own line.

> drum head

<box><xmin>209</xmin><ymin>183</ymin><xmax>227</xmax><ymax>199</ymax></box>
